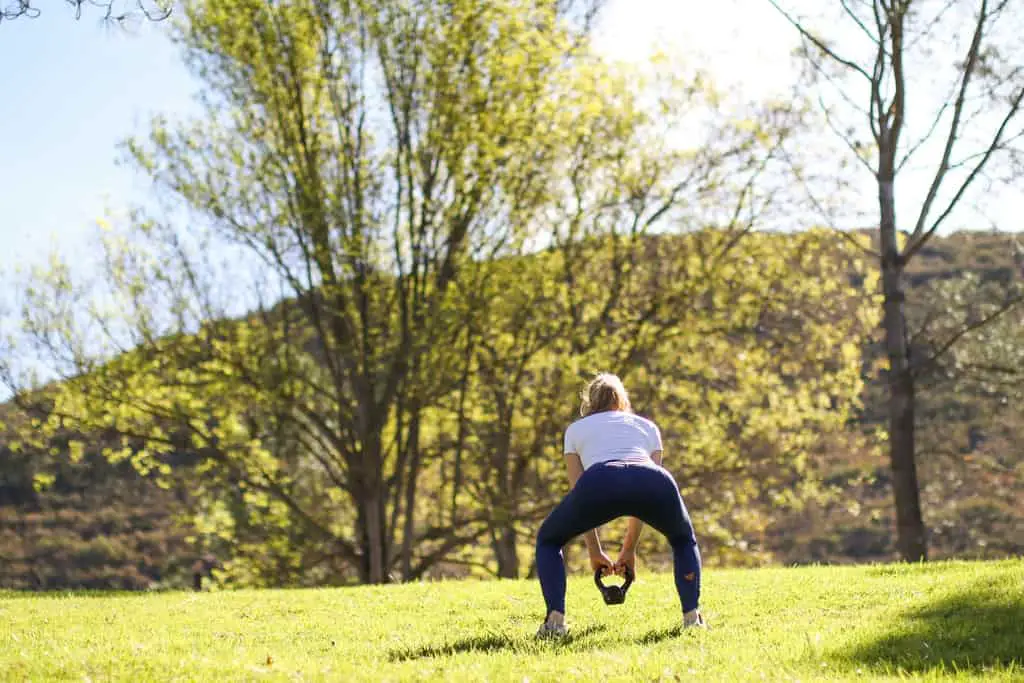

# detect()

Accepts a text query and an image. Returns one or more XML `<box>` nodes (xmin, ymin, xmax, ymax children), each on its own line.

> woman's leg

<box><xmin>670</xmin><ymin>532</ymin><xmax>701</xmax><ymax>613</ymax></box>
<box><xmin>627</xmin><ymin>465</ymin><xmax>702</xmax><ymax>614</ymax></box>
<box><xmin>535</xmin><ymin>465</ymin><xmax>625</xmax><ymax>618</ymax></box>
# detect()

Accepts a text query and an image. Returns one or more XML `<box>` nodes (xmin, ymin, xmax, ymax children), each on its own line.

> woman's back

<box><xmin>564</xmin><ymin>410</ymin><xmax>662</xmax><ymax>470</ymax></box>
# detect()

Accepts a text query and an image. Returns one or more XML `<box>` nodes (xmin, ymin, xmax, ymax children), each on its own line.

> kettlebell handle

<box><xmin>594</xmin><ymin>565</ymin><xmax>634</xmax><ymax>591</ymax></box>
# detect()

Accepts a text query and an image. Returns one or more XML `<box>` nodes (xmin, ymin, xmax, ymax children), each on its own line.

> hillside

<box><xmin>1</xmin><ymin>561</ymin><xmax>1021</xmax><ymax>681</ymax></box>
<box><xmin>0</xmin><ymin>444</ymin><xmax>196</xmax><ymax>590</ymax></box>
<box><xmin>1</xmin><ymin>229</ymin><xmax>1021</xmax><ymax>589</ymax></box>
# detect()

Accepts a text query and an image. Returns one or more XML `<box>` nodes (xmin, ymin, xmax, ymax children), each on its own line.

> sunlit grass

<box><xmin>1</xmin><ymin>560</ymin><xmax>1021</xmax><ymax>681</ymax></box>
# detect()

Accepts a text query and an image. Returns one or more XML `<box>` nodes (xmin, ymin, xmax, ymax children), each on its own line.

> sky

<box><xmin>0</xmin><ymin>0</ymin><xmax>1019</xmax><ymax>281</ymax></box>
<box><xmin>0</xmin><ymin>0</ymin><xmax>798</xmax><ymax>279</ymax></box>
<box><xmin>0</xmin><ymin>9</ymin><xmax>196</xmax><ymax>276</ymax></box>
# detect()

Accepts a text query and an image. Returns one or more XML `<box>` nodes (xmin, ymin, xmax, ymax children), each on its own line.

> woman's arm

<box><xmin>566</xmin><ymin>453</ymin><xmax>612</xmax><ymax>572</ymax></box>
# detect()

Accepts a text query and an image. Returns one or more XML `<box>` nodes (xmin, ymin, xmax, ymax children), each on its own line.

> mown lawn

<box><xmin>1</xmin><ymin>560</ymin><xmax>1021</xmax><ymax>681</ymax></box>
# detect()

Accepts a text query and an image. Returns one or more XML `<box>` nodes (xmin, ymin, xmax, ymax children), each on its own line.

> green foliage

<box><xmin>2</xmin><ymin>0</ymin><xmax>1022</xmax><ymax>592</ymax></box>
<box><xmin>429</xmin><ymin>228</ymin><xmax>880</xmax><ymax>574</ymax></box>
<box><xmin>626</xmin><ymin>229</ymin><xmax>881</xmax><ymax>563</ymax></box>
<box><xmin>119</xmin><ymin>0</ymin><xmax>681</xmax><ymax>585</ymax></box>
<box><xmin>906</xmin><ymin>262</ymin><xmax>1024</xmax><ymax>560</ymax></box>
<box><xmin>0</xmin><ymin>561</ymin><xmax>1021</xmax><ymax>680</ymax></box>
<box><xmin>3</xmin><ymin>0</ymin><xmax>839</xmax><ymax>585</ymax></box>
<box><xmin>2</xmin><ymin>227</ymin><xmax>879</xmax><ymax>584</ymax></box>
<box><xmin>8</xmin><ymin>0</ymin><xmax>1010</xmax><ymax>589</ymax></box>
<box><xmin>3</xmin><ymin>229</ymin><xmax>1021</xmax><ymax>587</ymax></box>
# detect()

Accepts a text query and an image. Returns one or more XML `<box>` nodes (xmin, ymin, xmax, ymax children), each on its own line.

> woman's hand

<box><xmin>615</xmin><ymin>548</ymin><xmax>636</xmax><ymax>577</ymax></box>
<box><xmin>590</xmin><ymin>551</ymin><xmax>615</xmax><ymax>576</ymax></box>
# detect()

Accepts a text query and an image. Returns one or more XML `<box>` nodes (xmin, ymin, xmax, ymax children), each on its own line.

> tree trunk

<box><xmin>400</xmin><ymin>414</ymin><xmax>422</xmax><ymax>581</ymax></box>
<box><xmin>354</xmin><ymin>432</ymin><xmax>390</xmax><ymax>583</ymax></box>
<box><xmin>492</xmin><ymin>526</ymin><xmax>520</xmax><ymax>579</ymax></box>
<box><xmin>370</xmin><ymin>494</ymin><xmax>389</xmax><ymax>582</ymax></box>
<box><xmin>451</xmin><ymin>336</ymin><xmax>473</xmax><ymax>524</ymax></box>
<box><xmin>355</xmin><ymin>492</ymin><xmax>389</xmax><ymax>583</ymax></box>
<box><xmin>878</xmin><ymin>178</ymin><xmax>928</xmax><ymax>562</ymax></box>
<box><xmin>489</xmin><ymin>410</ymin><xmax>519</xmax><ymax>578</ymax></box>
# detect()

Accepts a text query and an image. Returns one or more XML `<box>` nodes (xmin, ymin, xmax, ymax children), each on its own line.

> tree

<box><xmin>0</xmin><ymin>0</ymin><xmax>171</xmax><ymax>25</ymax></box>
<box><xmin>622</xmin><ymin>229</ymin><xmax>881</xmax><ymax>565</ymax></box>
<box><xmin>769</xmin><ymin>0</ymin><xmax>1024</xmax><ymax>560</ymax></box>
<box><xmin>2</xmin><ymin>0</ymin><xmax>636</xmax><ymax>585</ymax></box>
<box><xmin>411</xmin><ymin>224</ymin><xmax>880</xmax><ymax>579</ymax></box>
<box><xmin>422</xmin><ymin>68</ymin><xmax>816</xmax><ymax>578</ymax></box>
<box><xmin>909</xmin><ymin>263</ymin><xmax>1024</xmax><ymax>556</ymax></box>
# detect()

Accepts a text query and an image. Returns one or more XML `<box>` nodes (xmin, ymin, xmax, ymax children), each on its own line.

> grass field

<box><xmin>1</xmin><ymin>560</ymin><xmax>1022</xmax><ymax>681</ymax></box>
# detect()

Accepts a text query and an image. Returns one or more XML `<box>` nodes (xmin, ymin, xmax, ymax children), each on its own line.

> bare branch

<box><xmin>903</xmin><ymin>0</ymin><xmax>959</xmax><ymax>53</ymax></box>
<box><xmin>868</xmin><ymin>0</ymin><xmax>889</xmax><ymax>144</ymax></box>
<box><xmin>818</xmin><ymin>94</ymin><xmax>876</xmax><ymax>174</ymax></box>
<box><xmin>885</xmin><ymin>3</ymin><xmax>907</xmax><ymax>150</ymax></box>
<box><xmin>778</xmin><ymin>146</ymin><xmax>881</xmax><ymax>258</ymax></box>
<box><xmin>0</xmin><ymin>0</ymin><xmax>172</xmax><ymax>24</ymax></box>
<box><xmin>896</xmin><ymin>97</ymin><xmax>954</xmax><ymax>175</ymax></box>
<box><xmin>908</xmin><ymin>0</ymin><xmax>991</xmax><ymax>247</ymax></box>
<box><xmin>840</xmin><ymin>0</ymin><xmax>881</xmax><ymax>47</ymax></box>
<box><xmin>906</xmin><ymin>84</ymin><xmax>1024</xmax><ymax>261</ymax></box>
<box><xmin>913</xmin><ymin>290</ymin><xmax>1024</xmax><ymax>375</ymax></box>
<box><xmin>954</xmin><ymin>362</ymin><xmax>1024</xmax><ymax>377</ymax></box>
<box><xmin>766</xmin><ymin>0</ymin><xmax>874</xmax><ymax>81</ymax></box>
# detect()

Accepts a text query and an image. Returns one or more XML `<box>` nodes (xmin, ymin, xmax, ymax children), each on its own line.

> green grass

<box><xmin>1</xmin><ymin>560</ymin><xmax>1022</xmax><ymax>681</ymax></box>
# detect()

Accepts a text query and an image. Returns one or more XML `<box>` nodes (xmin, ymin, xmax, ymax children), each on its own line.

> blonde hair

<box><xmin>580</xmin><ymin>373</ymin><xmax>631</xmax><ymax>416</ymax></box>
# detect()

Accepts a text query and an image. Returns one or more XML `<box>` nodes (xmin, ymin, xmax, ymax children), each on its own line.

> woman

<box><xmin>535</xmin><ymin>373</ymin><xmax>705</xmax><ymax>637</ymax></box>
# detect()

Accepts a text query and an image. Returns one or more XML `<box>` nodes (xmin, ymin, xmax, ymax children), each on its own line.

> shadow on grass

<box><xmin>388</xmin><ymin>623</ymin><xmax>607</xmax><ymax>661</ymax></box>
<box><xmin>635</xmin><ymin>624</ymin><xmax>683</xmax><ymax>644</ymax></box>
<box><xmin>829</xmin><ymin>579</ymin><xmax>1024</xmax><ymax>675</ymax></box>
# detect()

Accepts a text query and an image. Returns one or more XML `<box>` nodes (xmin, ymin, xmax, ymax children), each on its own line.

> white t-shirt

<box><xmin>563</xmin><ymin>411</ymin><xmax>663</xmax><ymax>470</ymax></box>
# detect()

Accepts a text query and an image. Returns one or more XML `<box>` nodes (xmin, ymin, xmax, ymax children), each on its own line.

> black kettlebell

<box><xmin>594</xmin><ymin>566</ymin><xmax>634</xmax><ymax>605</ymax></box>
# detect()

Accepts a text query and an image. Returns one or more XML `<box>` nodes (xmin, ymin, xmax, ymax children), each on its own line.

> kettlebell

<box><xmin>594</xmin><ymin>566</ymin><xmax>634</xmax><ymax>605</ymax></box>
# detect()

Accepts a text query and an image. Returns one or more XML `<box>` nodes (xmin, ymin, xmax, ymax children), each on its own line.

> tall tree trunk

<box><xmin>366</xmin><ymin>490</ymin><xmax>389</xmax><ymax>582</ymax></box>
<box><xmin>354</xmin><ymin>432</ymin><xmax>390</xmax><ymax>584</ymax></box>
<box><xmin>450</xmin><ymin>335</ymin><xmax>473</xmax><ymax>524</ymax></box>
<box><xmin>355</xmin><ymin>493</ymin><xmax>389</xmax><ymax>583</ymax></box>
<box><xmin>400</xmin><ymin>413</ymin><xmax>422</xmax><ymax>581</ymax></box>
<box><xmin>489</xmin><ymin>408</ymin><xmax>519</xmax><ymax>577</ymax></box>
<box><xmin>878</xmin><ymin>178</ymin><xmax>928</xmax><ymax>562</ymax></box>
<box><xmin>492</xmin><ymin>525</ymin><xmax>520</xmax><ymax>579</ymax></box>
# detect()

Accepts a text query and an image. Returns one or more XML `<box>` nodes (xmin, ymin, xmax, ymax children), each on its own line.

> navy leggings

<box><xmin>535</xmin><ymin>460</ymin><xmax>701</xmax><ymax>616</ymax></box>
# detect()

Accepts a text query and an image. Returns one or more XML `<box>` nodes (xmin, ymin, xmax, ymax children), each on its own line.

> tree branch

<box><xmin>907</xmin><ymin>0</ymin><xmax>991</xmax><ymax>248</ymax></box>
<box><xmin>913</xmin><ymin>290</ymin><xmax>1024</xmax><ymax>375</ymax></box>
<box><xmin>766</xmin><ymin>0</ymin><xmax>874</xmax><ymax>81</ymax></box>
<box><xmin>906</xmin><ymin>84</ymin><xmax>1024</xmax><ymax>262</ymax></box>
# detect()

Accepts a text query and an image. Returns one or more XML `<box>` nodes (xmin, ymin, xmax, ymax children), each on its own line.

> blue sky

<box><xmin>0</xmin><ymin>9</ymin><xmax>198</xmax><ymax>276</ymax></box>
<box><xmin>0</xmin><ymin>0</ymin><xmax>1018</xmax><ymax>284</ymax></box>
<box><xmin>0</xmin><ymin>0</ymin><xmax>802</xmax><ymax>280</ymax></box>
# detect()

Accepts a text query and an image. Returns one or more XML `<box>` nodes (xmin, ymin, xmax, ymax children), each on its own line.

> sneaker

<box><xmin>683</xmin><ymin>610</ymin><xmax>707</xmax><ymax>629</ymax></box>
<box><xmin>536</xmin><ymin>621</ymin><xmax>569</xmax><ymax>639</ymax></box>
